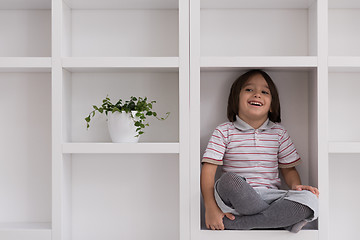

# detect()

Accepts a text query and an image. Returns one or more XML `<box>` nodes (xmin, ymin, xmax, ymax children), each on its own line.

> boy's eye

<box><xmin>245</xmin><ymin>88</ymin><xmax>253</xmax><ymax>92</ymax></box>
<box><xmin>262</xmin><ymin>90</ymin><xmax>270</xmax><ymax>95</ymax></box>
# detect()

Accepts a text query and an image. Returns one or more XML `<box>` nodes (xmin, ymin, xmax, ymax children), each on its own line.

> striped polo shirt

<box><xmin>202</xmin><ymin>116</ymin><xmax>301</xmax><ymax>189</ymax></box>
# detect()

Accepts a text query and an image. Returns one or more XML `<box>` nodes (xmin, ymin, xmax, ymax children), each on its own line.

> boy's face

<box><xmin>238</xmin><ymin>74</ymin><xmax>272</xmax><ymax>124</ymax></box>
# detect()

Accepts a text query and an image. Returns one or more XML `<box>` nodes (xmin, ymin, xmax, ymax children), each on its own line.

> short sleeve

<box><xmin>202</xmin><ymin>126</ymin><xmax>228</xmax><ymax>165</ymax></box>
<box><xmin>278</xmin><ymin>129</ymin><xmax>301</xmax><ymax>168</ymax></box>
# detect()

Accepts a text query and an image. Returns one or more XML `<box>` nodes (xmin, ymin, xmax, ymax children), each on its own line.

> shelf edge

<box><xmin>200</xmin><ymin>56</ymin><xmax>318</xmax><ymax>68</ymax></box>
<box><xmin>0</xmin><ymin>57</ymin><xmax>51</xmax><ymax>72</ymax></box>
<box><xmin>329</xmin><ymin>142</ymin><xmax>360</xmax><ymax>153</ymax></box>
<box><xmin>62</xmin><ymin>142</ymin><xmax>180</xmax><ymax>154</ymax></box>
<box><xmin>328</xmin><ymin>57</ymin><xmax>360</xmax><ymax>72</ymax></box>
<box><xmin>62</xmin><ymin>57</ymin><xmax>179</xmax><ymax>69</ymax></box>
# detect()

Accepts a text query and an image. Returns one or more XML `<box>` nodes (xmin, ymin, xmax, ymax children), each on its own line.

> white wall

<box><xmin>0</xmin><ymin>73</ymin><xmax>51</xmax><ymax>223</ymax></box>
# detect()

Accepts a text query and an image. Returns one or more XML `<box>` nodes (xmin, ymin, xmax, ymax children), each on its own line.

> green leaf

<box><xmin>135</xmin><ymin>122</ymin><xmax>141</xmax><ymax>127</ymax></box>
<box><xmin>129</xmin><ymin>102</ymin><xmax>135</xmax><ymax>110</ymax></box>
<box><xmin>153</xmin><ymin>112</ymin><xmax>157</xmax><ymax>117</ymax></box>
<box><xmin>113</xmin><ymin>107</ymin><xmax>120</xmax><ymax>112</ymax></box>
<box><xmin>146</xmin><ymin>111</ymin><xmax>152</xmax><ymax>116</ymax></box>
<box><xmin>139</xmin><ymin>131</ymin><xmax>144</xmax><ymax>135</ymax></box>
<box><xmin>85</xmin><ymin>116</ymin><xmax>90</xmax><ymax>122</ymax></box>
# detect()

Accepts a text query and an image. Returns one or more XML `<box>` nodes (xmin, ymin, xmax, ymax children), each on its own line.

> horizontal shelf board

<box><xmin>201</xmin><ymin>57</ymin><xmax>317</xmax><ymax>70</ymax></box>
<box><xmin>329</xmin><ymin>142</ymin><xmax>360</xmax><ymax>153</ymax></box>
<box><xmin>329</xmin><ymin>57</ymin><xmax>360</xmax><ymax>72</ymax></box>
<box><xmin>196</xmin><ymin>229</ymin><xmax>318</xmax><ymax>240</ymax></box>
<box><xmin>62</xmin><ymin>57</ymin><xmax>179</xmax><ymax>72</ymax></box>
<box><xmin>0</xmin><ymin>223</ymin><xmax>51</xmax><ymax>230</ymax></box>
<box><xmin>0</xmin><ymin>58</ymin><xmax>51</xmax><ymax>72</ymax></box>
<box><xmin>329</xmin><ymin>0</ymin><xmax>360</xmax><ymax>9</ymax></box>
<box><xmin>0</xmin><ymin>223</ymin><xmax>51</xmax><ymax>240</ymax></box>
<box><xmin>0</xmin><ymin>0</ymin><xmax>50</xmax><ymax>10</ymax></box>
<box><xmin>62</xmin><ymin>142</ymin><xmax>180</xmax><ymax>153</ymax></box>
<box><xmin>63</xmin><ymin>0</ymin><xmax>178</xmax><ymax>9</ymax></box>
<box><xmin>201</xmin><ymin>0</ymin><xmax>316</xmax><ymax>9</ymax></box>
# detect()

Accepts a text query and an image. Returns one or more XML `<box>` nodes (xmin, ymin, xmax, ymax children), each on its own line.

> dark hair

<box><xmin>227</xmin><ymin>69</ymin><xmax>281</xmax><ymax>123</ymax></box>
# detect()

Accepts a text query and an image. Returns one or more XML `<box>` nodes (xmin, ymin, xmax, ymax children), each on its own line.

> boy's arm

<box><xmin>201</xmin><ymin>162</ymin><xmax>234</xmax><ymax>230</ymax></box>
<box><xmin>280</xmin><ymin>167</ymin><xmax>319</xmax><ymax>197</ymax></box>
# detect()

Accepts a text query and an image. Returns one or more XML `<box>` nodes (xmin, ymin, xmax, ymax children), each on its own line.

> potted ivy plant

<box><xmin>85</xmin><ymin>96</ymin><xmax>169</xmax><ymax>143</ymax></box>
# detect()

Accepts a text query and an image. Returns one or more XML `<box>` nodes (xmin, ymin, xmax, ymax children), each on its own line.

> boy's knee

<box><xmin>219</xmin><ymin>172</ymin><xmax>246</xmax><ymax>186</ymax></box>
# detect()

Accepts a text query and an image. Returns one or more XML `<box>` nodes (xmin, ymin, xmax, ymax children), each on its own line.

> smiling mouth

<box><xmin>248</xmin><ymin>101</ymin><xmax>263</xmax><ymax>106</ymax></box>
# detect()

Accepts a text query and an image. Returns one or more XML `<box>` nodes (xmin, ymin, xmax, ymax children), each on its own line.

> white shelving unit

<box><xmin>328</xmin><ymin>1</ymin><xmax>360</xmax><ymax>240</ymax></box>
<box><xmin>51</xmin><ymin>0</ymin><xmax>189</xmax><ymax>240</ymax></box>
<box><xmin>190</xmin><ymin>0</ymin><xmax>328</xmax><ymax>240</ymax></box>
<box><xmin>0</xmin><ymin>0</ymin><xmax>52</xmax><ymax>240</ymax></box>
<box><xmin>1</xmin><ymin>0</ymin><xmax>359</xmax><ymax>239</ymax></box>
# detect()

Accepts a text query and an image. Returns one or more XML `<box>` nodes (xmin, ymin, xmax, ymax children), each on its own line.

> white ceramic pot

<box><xmin>107</xmin><ymin>111</ymin><xmax>140</xmax><ymax>143</ymax></box>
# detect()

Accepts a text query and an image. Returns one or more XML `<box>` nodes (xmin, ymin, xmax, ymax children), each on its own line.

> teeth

<box><xmin>249</xmin><ymin>101</ymin><xmax>262</xmax><ymax>106</ymax></box>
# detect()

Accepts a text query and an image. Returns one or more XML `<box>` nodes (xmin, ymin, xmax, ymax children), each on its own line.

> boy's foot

<box><xmin>288</xmin><ymin>220</ymin><xmax>308</xmax><ymax>233</ymax></box>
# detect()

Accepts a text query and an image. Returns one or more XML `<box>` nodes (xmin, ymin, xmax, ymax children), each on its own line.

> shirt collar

<box><xmin>233</xmin><ymin>116</ymin><xmax>275</xmax><ymax>131</ymax></box>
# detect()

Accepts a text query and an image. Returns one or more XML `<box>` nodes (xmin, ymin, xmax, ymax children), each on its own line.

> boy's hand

<box><xmin>292</xmin><ymin>184</ymin><xmax>319</xmax><ymax>197</ymax></box>
<box><xmin>205</xmin><ymin>206</ymin><xmax>235</xmax><ymax>230</ymax></box>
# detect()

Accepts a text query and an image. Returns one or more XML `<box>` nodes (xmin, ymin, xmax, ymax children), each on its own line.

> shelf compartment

<box><xmin>329</xmin><ymin>8</ymin><xmax>360</xmax><ymax>56</ymax></box>
<box><xmin>0</xmin><ymin>72</ymin><xmax>51</xmax><ymax>233</ymax></box>
<box><xmin>200</xmin><ymin>69</ymin><xmax>318</xmax><ymax>186</ymax></box>
<box><xmin>196</xmin><ymin>69</ymin><xmax>319</xmax><ymax>230</ymax></box>
<box><xmin>0</xmin><ymin>223</ymin><xmax>51</xmax><ymax>240</ymax></box>
<box><xmin>0</xmin><ymin>57</ymin><xmax>51</xmax><ymax>72</ymax></box>
<box><xmin>0</xmin><ymin>9</ymin><xmax>51</xmax><ymax>57</ymax></box>
<box><xmin>200</xmin><ymin>1</ymin><xmax>317</xmax><ymax>57</ymax></box>
<box><xmin>201</xmin><ymin>56</ymin><xmax>317</xmax><ymax>70</ymax></box>
<box><xmin>329</xmin><ymin>154</ymin><xmax>360</xmax><ymax>240</ymax></box>
<box><xmin>62</xmin><ymin>57</ymin><xmax>179</xmax><ymax>72</ymax></box>
<box><xmin>62</xmin><ymin>69</ymin><xmax>179</xmax><ymax>143</ymax></box>
<box><xmin>63</xmin><ymin>153</ymin><xmax>179</xmax><ymax>240</ymax></box>
<box><xmin>329</xmin><ymin>142</ymin><xmax>360</xmax><ymax>153</ymax></box>
<box><xmin>329</xmin><ymin>72</ymin><xmax>360</xmax><ymax>142</ymax></box>
<box><xmin>62</xmin><ymin>143</ymin><xmax>180</xmax><ymax>153</ymax></box>
<box><xmin>62</xmin><ymin>0</ymin><xmax>179</xmax><ymax>57</ymax></box>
